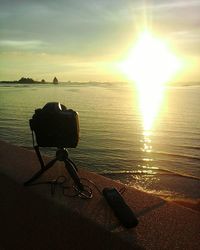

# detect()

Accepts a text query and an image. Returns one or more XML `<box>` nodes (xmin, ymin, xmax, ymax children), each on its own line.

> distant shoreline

<box><xmin>0</xmin><ymin>81</ymin><xmax>50</xmax><ymax>84</ymax></box>
<box><xmin>0</xmin><ymin>77</ymin><xmax>59</xmax><ymax>85</ymax></box>
<box><xmin>1</xmin><ymin>80</ymin><xmax>200</xmax><ymax>87</ymax></box>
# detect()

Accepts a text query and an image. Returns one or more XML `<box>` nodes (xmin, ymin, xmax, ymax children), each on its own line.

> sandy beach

<box><xmin>0</xmin><ymin>140</ymin><xmax>199</xmax><ymax>250</ymax></box>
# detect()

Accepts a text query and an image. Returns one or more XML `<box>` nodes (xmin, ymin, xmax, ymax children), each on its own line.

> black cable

<box><xmin>26</xmin><ymin>175</ymin><xmax>126</xmax><ymax>199</ymax></box>
<box><xmin>80</xmin><ymin>178</ymin><xmax>102</xmax><ymax>195</ymax></box>
<box><xmin>26</xmin><ymin>175</ymin><xmax>93</xmax><ymax>199</ymax></box>
<box><xmin>80</xmin><ymin>177</ymin><xmax>126</xmax><ymax>196</ymax></box>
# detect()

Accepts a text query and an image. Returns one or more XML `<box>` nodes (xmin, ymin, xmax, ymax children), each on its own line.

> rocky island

<box><xmin>0</xmin><ymin>77</ymin><xmax>59</xmax><ymax>84</ymax></box>
<box><xmin>53</xmin><ymin>77</ymin><xmax>59</xmax><ymax>84</ymax></box>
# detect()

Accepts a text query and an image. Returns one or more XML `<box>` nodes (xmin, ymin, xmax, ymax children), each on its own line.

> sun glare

<box><xmin>120</xmin><ymin>30</ymin><xmax>181</xmax><ymax>131</ymax></box>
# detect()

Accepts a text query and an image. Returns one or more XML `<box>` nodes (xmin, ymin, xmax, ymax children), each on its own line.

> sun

<box><xmin>120</xmin><ymin>30</ymin><xmax>181</xmax><ymax>87</ymax></box>
<box><xmin>119</xmin><ymin>30</ymin><xmax>182</xmax><ymax>131</ymax></box>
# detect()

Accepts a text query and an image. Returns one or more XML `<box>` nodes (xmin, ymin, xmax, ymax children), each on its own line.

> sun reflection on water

<box><xmin>120</xmin><ymin>30</ymin><xmax>181</xmax><ymax>175</ymax></box>
<box><xmin>140</xmin><ymin>130</ymin><xmax>155</xmax><ymax>174</ymax></box>
<box><xmin>120</xmin><ymin>31</ymin><xmax>180</xmax><ymax>130</ymax></box>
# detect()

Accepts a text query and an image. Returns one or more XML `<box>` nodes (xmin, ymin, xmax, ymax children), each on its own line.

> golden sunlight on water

<box><xmin>138</xmin><ymin>85</ymin><xmax>165</xmax><ymax>131</ymax></box>
<box><xmin>119</xmin><ymin>30</ymin><xmax>182</xmax><ymax>174</ymax></box>
<box><xmin>120</xmin><ymin>30</ymin><xmax>181</xmax><ymax>130</ymax></box>
<box><xmin>120</xmin><ymin>30</ymin><xmax>181</xmax><ymax>131</ymax></box>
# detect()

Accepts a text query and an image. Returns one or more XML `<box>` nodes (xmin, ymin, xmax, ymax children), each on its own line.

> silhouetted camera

<box><xmin>30</xmin><ymin>102</ymin><xmax>79</xmax><ymax>148</ymax></box>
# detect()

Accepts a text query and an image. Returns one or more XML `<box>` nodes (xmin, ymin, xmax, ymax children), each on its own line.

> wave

<box><xmin>100</xmin><ymin>167</ymin><xmax>200</xmax><ymax>181</ymax></box>
<box><xmin>182</xmin><ymin>145</ymin><xmax>200</xmax><ymax>150</ymax></box>
<box><xmin>152</xmin><ymin>150</ymin><xmax>200</xmax><ymax>162</ymax></box>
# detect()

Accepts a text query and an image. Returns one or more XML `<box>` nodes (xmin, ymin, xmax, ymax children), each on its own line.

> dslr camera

<box><xmin>30</xmin><ymin>102</ymin><xmax>79</xmax><ymax>148</ymax></box>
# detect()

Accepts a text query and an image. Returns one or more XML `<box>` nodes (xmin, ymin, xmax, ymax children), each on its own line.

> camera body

<box><xmin>30</xmin><ymin>102</ymin><xmax>79</xmax><ymax>148</ymax></box>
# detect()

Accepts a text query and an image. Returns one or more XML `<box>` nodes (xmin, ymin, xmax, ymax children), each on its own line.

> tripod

<box><xmin>24</xmin><ymin>146</ymin><xmax>84</xmax><ymax>191</ymax></box>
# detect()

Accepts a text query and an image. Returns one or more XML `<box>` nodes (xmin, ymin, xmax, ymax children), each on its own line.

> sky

<box><xmin>0</xmin><ymin>0</ymin><xmax>200</xmax><ymax>82</ymax></box>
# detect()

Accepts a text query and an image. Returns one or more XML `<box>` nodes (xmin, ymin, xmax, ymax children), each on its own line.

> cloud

<box><xmin>0</xmin><ymin>0</ymin><xmax>200</xmax><ymax>81</ymax></box>
<box><xmin>0</xmin><ymin>39</ymin><xmax>48</xmax><ymax>53</ymax></box>
<box><xmin>0</xmin><ymin>39</ymin><xmax>46</xmax><ymax>47</ymax></box>
<box><xmin>0</xmin><ymin>0</ymin><xmax>139</xmax><ymax>57</ymax></box>
<box><xmin>149</xmin><ymin>0</ymin><xmax>200</xmax><ymax>10</ymax></box>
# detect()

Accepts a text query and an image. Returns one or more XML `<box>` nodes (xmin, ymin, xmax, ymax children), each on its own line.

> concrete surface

<box><xmin>0</xmin><ymin>140</ymin><xmax>199</xmax><ymax>250</ymax></box>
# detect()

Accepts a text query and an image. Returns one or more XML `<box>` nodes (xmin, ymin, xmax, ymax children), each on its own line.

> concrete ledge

<box><xmin>0</xmin><ymin>140</ymin><xmax>199</xmax><ymax>250</ymax></box>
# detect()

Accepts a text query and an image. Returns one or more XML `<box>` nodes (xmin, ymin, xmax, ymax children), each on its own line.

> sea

<box><xmin>0</xmin><ymin>82</ymin><xmax>200</xmax><ymax>202</ymax></box>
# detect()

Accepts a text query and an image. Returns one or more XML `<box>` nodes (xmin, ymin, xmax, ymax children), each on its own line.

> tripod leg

<box><xmin>24</xmin><ymin>158</ymin><xmax>57</xmax><ymax>186</ymax></box>
<box><xmin>34</xmin><ymin>146</ymin><xmax>45</xmax><ymax>169</ymax></box>
<box><xmin>64</xmin><ymin>159</ymin><xmax>84</xmax><ymax>191</ymax></box>
<box><xmin>67</xmin><ymin>158</ymin><xmax>78</xmax><ymax>171</ymax></box>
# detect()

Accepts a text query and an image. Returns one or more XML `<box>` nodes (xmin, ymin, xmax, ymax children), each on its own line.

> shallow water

<box><xmin>0</xmin><ymin>82</ymin><xmax>199</xmax><ymax>200</ymax></box>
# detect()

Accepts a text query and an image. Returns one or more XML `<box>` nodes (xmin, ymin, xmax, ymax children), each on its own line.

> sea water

<box><xmin>0</xmin><ymin>82</ymin><xmax>199</xmax><ymax>201</ymax></box>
